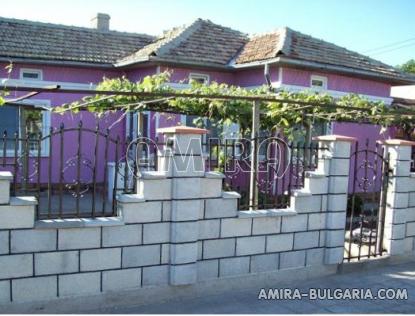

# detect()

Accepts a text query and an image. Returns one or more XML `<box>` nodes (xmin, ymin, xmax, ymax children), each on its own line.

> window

<box><xmin>20</xmin><ymin>68</ymin><xmax>43</xmax><ymax>81</ymax></box>
<box><xmin>310</xmin><ymin>75</ymin><xmax>327</xmax><ymax>90</ymax></box>
<box><xmin>0</xmin><ymin>104</ymin><xmax>49</xmax><ymax>155</ymax></box>
<box><xmin>189</xmin><ymin>73</ymin><xmax>210</xmax><ymax>85</ymax></box>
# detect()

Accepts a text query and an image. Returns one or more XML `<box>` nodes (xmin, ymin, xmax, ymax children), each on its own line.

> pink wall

<box><xmin>281</xmin><ymin>67</ymin><xmax>391</xmax><ymax>97</ymax></box>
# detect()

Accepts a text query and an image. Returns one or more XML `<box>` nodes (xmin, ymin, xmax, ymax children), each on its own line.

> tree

<box><xmin>397</xmin><ymin>59</ymin><xmax>415</xmax><ymax>74</ymax></box>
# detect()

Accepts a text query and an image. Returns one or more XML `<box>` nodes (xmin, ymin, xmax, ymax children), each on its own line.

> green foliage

<box><xmin>56</xmin><ymin>71</ymin><xmax>415</xmax><ymax>139</ymax></box>
<box><xmin>397</xmin><ymin>59</ymin><xmax>415</xmax><ymax>74</ymax></box>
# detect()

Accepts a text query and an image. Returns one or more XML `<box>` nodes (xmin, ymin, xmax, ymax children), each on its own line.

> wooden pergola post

<box><xmin>249</xmin><ymin>100</ymin><xmax>260</xmax><ymax>210</ymax></box>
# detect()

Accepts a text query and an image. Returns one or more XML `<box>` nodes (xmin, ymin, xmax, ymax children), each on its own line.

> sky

<box><xmin>1</xmin><ymin>0</ymin><xmax>414</xmax><ymax>66</ymax></box>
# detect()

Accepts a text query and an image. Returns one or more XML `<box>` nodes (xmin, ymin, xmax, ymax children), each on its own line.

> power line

<box><xmin>370</xmin><ymin>41</ymin><xmax>415</xmax><ymax>56</ymax></box>
<box><xmin>363</xmin><ymin>37</ymin><xmax>415</xmax><ymax>53</ymax></box>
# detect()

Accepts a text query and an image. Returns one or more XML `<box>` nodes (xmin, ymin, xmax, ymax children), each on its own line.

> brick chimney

<box><xmin>91</xmin><ymin>13</ymin><xmax>110</xmax><ymax>31</ymax></box>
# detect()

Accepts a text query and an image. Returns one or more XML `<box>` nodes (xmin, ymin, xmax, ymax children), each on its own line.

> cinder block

<box><xmin>389</xmin><ymin>177</ymin><xmax>412</xmax><ymax>193</ymax></box>
<box><xmin>197</xmin><ymin>259</ymin><xmax>218</xmax><ymax>281</ymax></box>
<box><xmin>326</xmin><ymin>212</ymin><xmax>346</xmax><ymax>230</ymax></box>
<box><xmin>121</xmin><ymin>201</ymin><xmax>162</xmax><ymax>224</ymax></box>
<box><xmin>200</xmin><ymin>178</ymin><xmax>223</xmax><ymax>198</ymax></box>
<box><xmin>384</xmin><ymin>223</ymin><xmax>406</xmax><ymax>240</ymax></box>
<box><xmin>219</xmin><ymin>257</ymin><xmax>249</xmax><ymax>277</ymax></box>
<box><xmin>11</xmin><ymin>229</ymin><xmax>56</xmax><ymax>253</ymax></box>
<box><xmin>0</xmin><ymin>231</ymin><xmax>8</xmax><ymax>254</ymax></box>
<box><xmin>162</xmin><ymin>201</ymin><xmax>172</xmax><ymax>221</ymax></box>
<box><xmin>102</xmin><ymin>224</ymin><xmax>142</xmax><ymax>247</ymax></box>
<box><xmin>304</xmin><ymin>176</ymin><xmax>328</xmax><ymax>195</ymax></box>
<box><xmin>59</xmin><ymin>272</ymin><xmax>100</xmax><ymax>297</ymax></box>
<box><xmin>308</xmin><ymin>213</ymin><xmax>326</xmax><ymax>230</ymax></box>
<box><xmin>328</xmin><ymin>176</ymin><xmax>349</xmax><ymax>194</ymax></box>
<box><xmin>35</xmin><ymin>251</ymin><xmax>79</xmax><ymax>275</ymax></box>
<box><xmin>236</xmin><ymin>236</ymin><xmax>265</xmax><ymax>256</ymax></box>
<box><xmin>142</xmin><ymin>265</ymin><xmax>169</xmax><ymax>286</ymax></box>
<box><xmin>385</xmin><ymin>239</ymin><xmax>406</xmax><ymax>256</ymax></box>
<box><xmin>327</xmin><ymin>194</ymin><xmax>348</xmax><ymax>212</ymax></box>
<box><xmin>198</xmin><ymin>241</ymin><xmax>203</xmax><ymax>260</ymax></box>
<box><xmin>169</xmin><ymin>155</ymin><xmax>205</xmax><ymax>177</ymax></box>
<box><xmin>58</xmin><ymin>227</ymin><xmax>100</xmax><ymax>250</ymax></box>
<box><xmin>281</xmin><ymin>214</ymin><xmax>308</xmax><ymax>233</ymax></box>
<box><xmin>325</xmin><ymin>230</ymin><xmax>345</xmax><ymax>248</ymax></box>
<box><xmin>170</xmin><ymin>263</ymin><xmax>197</xmax><ymax>285</ymax></box>
<box><xmin>279</xmin><ymin>250</ymin><xmax>306</xmax><ymax>269</ymax></box>
<box><xmin>0</xmin><ymin>280</ymin><xmax>10</xmax><ymax>303</ymax></box>
<box><xmin>387</xmin><ymin>145</ymin><xmax>411</xmax><ymax>162</ymax></box>
<box><xmin>306</xmin><ymin>248</ymin><xmax>325</xmax><ymax>266</ymax></box>
<box><xmin>324</xmin><ymin>247</ymin><xmax>343</xmax><ymax>264</ymax></box>
<box><xmin>170</xmin><ymin>242</ymin><xmax>198</xmax><ymax>264</ymax></box>
<box><xmin>205</xmin><ymin>198</ymin><xmax>237</xmax><ymax>219</ymax></box>
<box><xmin>0</xmin><ymin>179</ymin><xmax>10</xmax><ymax>204</ymax></box>
<box><xmin>161</xmin><ymin>244</ymin><xmax>170</xmax><ymax>264</ymax></box>
<box><xmin>0</xmin><ymin>254</ymin><xmax>32</xmax><ymax>279</ymax></box>
<box><xmin>221</xmin><ymin>218</ymin><xmax>251</xmax><ymax>237</ymax></box>
<box><xmin>390</xmin><ymin>160</ymin><xmax>411</xmax><ymax>176</ymax></box>
<box><xmin>404</xmin><ymin>237</ymin><xmax>414</xmax><ymax>252</ymax></box>
<box><xmin>80</xmin><ymin>248</ymin><xmax>121</xmax><ymax>271</ymax></box>
<box><xmin>410</xmin><ymin>193</ymin><xmax>415</xmax><ymax>207</ymax></box>
<box><xmin>199</xmin><ymin>219</ymin><xmax>220</xmax><ymax>240</ymax></box>
<box><xmin>266</xmin><ymin>234</ymin><xmax>294</xmax><ymax>253</ymax></box>
<box><xmin>137</xmin><ymin>178</ymin><xmax>171</xmax><ymax>200</ymax></box>
<box><xmin>0</xmin><ymin>201</ymin><xmax>35</xmax><ymax>229</ymax></box>
<box><xmin>252</xmin><ymin>217</ymin><xmax>281</xmax><ymax>235</ymax></box>
<box><xmin>143</xmin><ymin>222</ymin><xmax>170</xmax><ymax>244</ymax></box>
<box><xmin>122</xmin><ymin>245</ymin><xmax>160</xmax><ymax>268</ymax></box>
<box><xmin>328</xmin><ymin>141</ymin><xmax>352</xmax><ymax>159</ymax></box>
<box><xmin>203</xmin><ymin>238</ymin><xmax>235</xmax><ymax>259</ymax></box>
<box><xmin>406</xmin><ymin>208</ymin><xmax>415</xmax><ymax>222</ymax></box>
<box><xmin>171</xmin><ymin>200</ymin><xmax>202</xmax><ymax>221</ymax></box>
<box><xmin>172</xmin><ymin>177</ymin><xmax>201</xmax><ymax>199</ymax></box>
<box><xmin>12</xmin><ymin>276</ymin><xmax>57</xmax><ymax>302</ymax></box>
<box><xmin>173</xmin><ymin>134</ymin><xmax>204</xmax><ymax>155</ymax></box>
<box><xmin>292</xmin><ymin>195</ymin><xmax>322</xmax><ymax>213</ymax></box>
<box><xmin>407</xmin><ymin>222</ymin><xmax>415</xmax><ymax>237</ymax></box>
<box><xmin>250</xmin><ymin>253</ymin><xmax>279</xmax><ymax>273</ymax></box>
<box><xmin>102</xmin><ymin>268</ymin><xmax>141</xmax><ymax>292</ymax></box>
<box><xmin>329</xmin><ymin>158</ymin><xmax>350</xmax><ymax>176</ymax></box>
<box><xmin>387</xmin><ymin>191</ymin><xmax>409</xmax><ymax>209</ymax></box>
<box><xmin>171</xmin><ymin>221</ymin><xmax>198</xmax><ymax>243</ymax></box>
<box><xmin>319</xmin><ymin>231</ymin><xmax>326</xmax><ymax>247</ymax></box>
<box><xmin>294</xmin><ymin>231</ymin><xmax>319</xmax><ymax>250</ymax></box>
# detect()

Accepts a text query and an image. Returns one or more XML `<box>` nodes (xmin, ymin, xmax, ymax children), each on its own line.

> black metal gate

<box><xmin>344</xmin><ymin>140</ymin><xmax>390</xmax><ymax>261</ymax></box>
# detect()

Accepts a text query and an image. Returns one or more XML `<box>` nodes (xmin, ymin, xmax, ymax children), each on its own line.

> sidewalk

<box><xmin>99</xmin><ymin>260</ymin><xmax>415</xmax><ymax>314</ymax></box>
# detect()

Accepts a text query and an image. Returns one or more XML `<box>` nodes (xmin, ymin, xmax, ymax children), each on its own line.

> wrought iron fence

<box><xmin>1</xmin><ymin>124</ymin><xmax>325</xmax><ymax>219</ymax></box>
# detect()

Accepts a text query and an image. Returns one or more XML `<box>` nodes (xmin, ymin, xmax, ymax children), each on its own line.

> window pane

<box><xmin>0</xmin><ymin>105</ymin><xmax>19</xmax><ymax>151</ymax></box>
<box><xmin>21</xmin><ymin>108</ymin><xmax>43</xmax><ymax>151</ymax></box>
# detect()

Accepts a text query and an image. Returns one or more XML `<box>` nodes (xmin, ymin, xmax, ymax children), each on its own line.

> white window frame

<box><xmin>189</xmin><ymin>73</ymin><xmax>210</xmax><ymax>85</ymax></box>
<box><xmin>1</xmin><ymin>100</ymin><xmax>51</xmax><ymax>157</ymax></box>
<box><xmin>310</xmin><ymin>75</ymin><xmax>327</xmax><ymax>91</ymax></box>
<box><xmin>19</xmin><ymin>68</ymin><xmax>43</xmax><ymax>81</ymax></box>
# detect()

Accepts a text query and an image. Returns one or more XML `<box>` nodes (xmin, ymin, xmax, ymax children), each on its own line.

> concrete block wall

<box><xmin>0</xmin><ymin>129</ymin><xmax>356</xmax><ymax>305</ymax></box>
<box><xmin>382</xmin><ymin>140</ymin><xmax>415</xmax><ymax>255</ymax></box>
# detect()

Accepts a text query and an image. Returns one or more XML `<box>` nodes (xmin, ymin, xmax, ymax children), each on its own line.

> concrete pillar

<box><xmin>314</xmin><ymin>135</ymin><xmax>355</xmax><ymax>264</ymax></box>
<box><xmin>157</xmin><ymin>126</ymin><xmax>207</xmax><ymax>286</ymax></box>
<box><xmin>382</xmin><ymin>139</ymin><xmax>415</xmax><ymax>255</ymax></box>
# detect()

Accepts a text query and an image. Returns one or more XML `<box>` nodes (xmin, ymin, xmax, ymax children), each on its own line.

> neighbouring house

<box><xmin>0</xmin><ymin>13</ymin><xmax>414</xmax><ymax>216</ymax></box>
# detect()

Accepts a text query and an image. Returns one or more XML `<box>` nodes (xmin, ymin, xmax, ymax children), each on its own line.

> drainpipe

<box><xmin>264</xmin><ymin>63</ymin><xmax>272</xmax><ymax>92</ymax></box>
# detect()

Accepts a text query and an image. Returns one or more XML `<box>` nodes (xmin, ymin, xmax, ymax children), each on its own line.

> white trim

<box><xmin>276</xmin><ymin>83</ymin><xmax>393</xmax><ymax>104</ymax></box>
<box><xmin>19</xmin><ymin>68</ymin><xmax>43</xmax><ymax>81</ymax></box>
<box><xmin>189</xmin><ymin>73</ymin><xmax>210</xmax><ymax>84</ymax></box>
<box><xmin>310</xmin><ymin>75</ymin><xmax>327</xmax><ymax>91</ymax></box>
<box><xmin>1</xmin><ymin>78</ymin><xmax>96</xmax><ymax>90</ymax></box>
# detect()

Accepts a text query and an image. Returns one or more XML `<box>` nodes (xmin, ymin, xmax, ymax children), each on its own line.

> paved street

<box><xmin>99</xmin><ymin>260</ymin><xmax>415</xmax><ymax>314</ymax></box>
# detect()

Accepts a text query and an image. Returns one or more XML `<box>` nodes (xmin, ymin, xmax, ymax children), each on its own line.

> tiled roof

<box><xmin>0</xmin><ymin>17</ymin><xmax>155</xmax><ymax>64</ymax></box>
<box><xmin>119</xmin><ymin>19</ymin><xmax>247</xmax><ymax>66</ymax></box>
<box><xmin>235</xmin><ymin>27</ymin><xmax>414</xmax><ymax>82</ymax></box>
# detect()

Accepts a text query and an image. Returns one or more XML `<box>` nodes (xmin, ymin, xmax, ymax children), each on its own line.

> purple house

<box><xmin>0</xmin><ymin>14</ymin><xmax>414</xmax><ymax>217</ymax></box>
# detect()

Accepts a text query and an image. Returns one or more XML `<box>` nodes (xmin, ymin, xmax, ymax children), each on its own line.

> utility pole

<box><xmin>249</xmin><ymin>100</ymin><xmax>260</xmax><ymax>210</ymax></box>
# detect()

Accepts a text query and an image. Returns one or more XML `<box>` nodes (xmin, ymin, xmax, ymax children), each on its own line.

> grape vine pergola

<box><xmin>1</xmin><ymin>72</ymin><xmax>415</xmax><ymax>207</ymax></box>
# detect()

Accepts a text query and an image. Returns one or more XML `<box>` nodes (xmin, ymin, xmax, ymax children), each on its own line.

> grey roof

<box><xmin>235</xmin><ymin>27</ymin><xmax>415</xmax><ymax>83</ymax></box>
<box><xmin>0</xmin><ymin>16</ymin><xmax>155</xmax><ymax>64</ymax></box>
<box><xmin>118</xmin><ymin>19</ymin><xmax>247</xmax><ymax>66</ymax></box>
<box><xmin>0</xmin><ymin>16</ymin><xmax>413</xmax><ymax>83</ymax></box>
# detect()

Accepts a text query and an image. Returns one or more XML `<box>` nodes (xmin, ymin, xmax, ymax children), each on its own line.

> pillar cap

<box><xmin>378</xmin><ymin>139</ymin><xmax>415</xmax><ymax>146</ymax></box>
<box><xmin>312</xmin><ymin>135</ymin><xmax>357</xmax><ymax>142</ymax></box>
<box><xmin>157</xmin><ymin>125</ymin><xmax>208</xmax><ymax>135</ymax></box>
